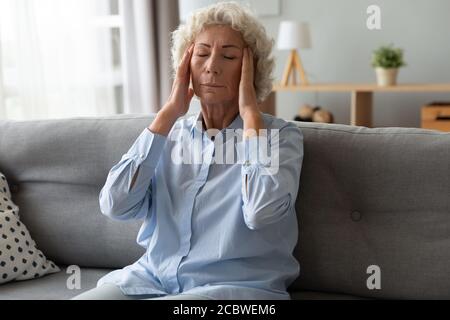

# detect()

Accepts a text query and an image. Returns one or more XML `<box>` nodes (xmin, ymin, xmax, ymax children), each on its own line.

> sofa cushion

<box><xmin>0</xmin><ymin>265</ymin><xmax>368</xmax><ymax>300</ymax></box>
<box><xmin>290</xmin><ymin>122</ymin><xmax>450</xmax><ymax>299</ymax></box>
<box><xmin>0</xmin><ymin>266</ymin><xmax>111</xmax><ymax>300</ymax></box>
<box><xmin>0</xmin><ymin>172</ymin><xmax>60</xmax><ymax>284</ymax></box>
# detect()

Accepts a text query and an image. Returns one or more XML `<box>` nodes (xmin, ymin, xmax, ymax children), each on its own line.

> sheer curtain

<box><xmin>0</xmin><ymin>0</ymin><xmax>180</xmax><ymax>120</ymax></box>
<box><xmin>0</xmin><ymin>0</ymin><xmax>116</xmax><ymax>120</ymax></box>
<box><xmin>121</xmin><ymin>0</ymin><xmax>179</xmax><ymax>114</ymax></box>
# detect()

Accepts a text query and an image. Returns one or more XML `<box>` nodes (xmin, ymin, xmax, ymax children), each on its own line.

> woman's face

<box><xmin>190</xmin><ymin>25</ymin><xmax>246</xmax><ymax>106</ymax></box>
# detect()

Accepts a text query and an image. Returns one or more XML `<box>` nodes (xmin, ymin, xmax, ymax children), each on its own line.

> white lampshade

<box><xmin>277</xmin><ymin>21</ymin><xmax>311</xmax><ymax>50</ymax></box>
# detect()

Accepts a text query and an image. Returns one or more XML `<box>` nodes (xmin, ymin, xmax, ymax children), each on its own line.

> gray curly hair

<box><xmin>171</xmin><ymin>1</ymin><xmax>275</xmax><ymax>103</ymax></box>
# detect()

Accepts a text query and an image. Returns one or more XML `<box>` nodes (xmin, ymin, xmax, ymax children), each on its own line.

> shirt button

<box><xmin>140</xmin><ymin>154</ymin><xmax>145</xmax><ymax>159</ymax></box>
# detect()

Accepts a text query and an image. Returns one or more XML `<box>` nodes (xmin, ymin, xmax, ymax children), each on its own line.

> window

<box><xmin>0</xmin><ymin>0</ymin><xmax>126</xmax><ymax>120</ymax></box>
<box><xmin>92</xmin><ymin>0</ymin><xmax>125</xmax><ymax>114</ymax></box>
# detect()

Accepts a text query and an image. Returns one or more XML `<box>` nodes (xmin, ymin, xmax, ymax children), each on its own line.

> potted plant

<box><xmin>371</xmin><ymin>44</ymin><xmax>406</xmax><ymax>86</ymax></box>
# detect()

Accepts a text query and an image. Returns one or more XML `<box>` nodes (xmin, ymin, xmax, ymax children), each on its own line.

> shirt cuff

<box><xmin>125</xmin><ymin>127</ymin><xmax>167</xmax><ymax>168</ymax></box>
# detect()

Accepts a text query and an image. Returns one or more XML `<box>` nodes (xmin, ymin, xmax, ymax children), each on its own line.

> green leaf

<box><xmin>371</xmin><ymin>44</ymin><xmax>406</xmax><ymax>68</ymax></box>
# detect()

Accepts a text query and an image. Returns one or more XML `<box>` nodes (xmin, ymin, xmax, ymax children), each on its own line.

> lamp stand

<box><xmin>281</xmin><ymin>49</ymin><xmax>308</xmax><ymax>86</ymax></box>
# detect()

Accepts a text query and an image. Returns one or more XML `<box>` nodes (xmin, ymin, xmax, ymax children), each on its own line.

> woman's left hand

<box><xmin>239</xmin><ymin>47</ymin><xmax>259</xmax><ymax>119</ymax></box>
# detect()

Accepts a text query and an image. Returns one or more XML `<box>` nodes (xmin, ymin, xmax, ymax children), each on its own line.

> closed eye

<box><xmin>197</xmin><ymin>54</ymin><xmax>235</xmax><ymax>60</ymax></box>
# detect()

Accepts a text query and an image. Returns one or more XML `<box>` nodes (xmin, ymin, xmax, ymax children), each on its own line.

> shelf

<box><xmin>273</xmin><ymin>83</ymin><xmax>450</xmax><ymax>93</ymax></box>
<box><xmin>270</xmin><ymin>82</ymin><xmax>450</xmax><ymax>127</ymax></box>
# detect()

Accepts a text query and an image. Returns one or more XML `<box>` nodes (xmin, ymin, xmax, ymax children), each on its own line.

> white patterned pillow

<box><xmin>0</xmin><ymin>172</ymin><xmax>60</xmax><ymax>284</ymax></box>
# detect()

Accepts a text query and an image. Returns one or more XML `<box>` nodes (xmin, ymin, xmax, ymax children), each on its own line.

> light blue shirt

<box><xmin>97</xmin><ymin>111</ymin><xmax>304</xmax><ymax>300</ymax></box>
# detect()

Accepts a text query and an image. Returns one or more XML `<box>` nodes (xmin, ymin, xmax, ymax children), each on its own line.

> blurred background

<box><xmin>0</xmin><ymin>0</ymin><xmax>449</xmax><ymax>128</ymax></box>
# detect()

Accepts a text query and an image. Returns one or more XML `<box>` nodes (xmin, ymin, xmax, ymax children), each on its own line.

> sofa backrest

<box><xmin>290</xmin><ymin>121</ymin><xmax>450</xmax><ymax>299</ymax></box>
<box><xmin>1</xmin><ymin>114</ymin><xmax>450</xmax><ymax>299</ymax></box>
<box><xmin>0</xmin><ymin>115</ymin><xmax>150</xmax><ymax>270</ymax></box>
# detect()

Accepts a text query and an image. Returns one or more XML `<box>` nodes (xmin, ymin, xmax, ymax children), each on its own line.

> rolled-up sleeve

<box><xmin>239</xmin><ymin>123</ymin><xmax>304</xmax><ymax>230</ymax></box>
<box><xmin>99</xmin><ymin>127</ymin><xmax>167</xmax><ymax>221</ymax></box>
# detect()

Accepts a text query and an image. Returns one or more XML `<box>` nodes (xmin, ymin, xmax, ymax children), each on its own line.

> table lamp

<box><xmin>277</xmin><ymin>21</ymin><xmax>311</xmax><ymax>86</ymax></box>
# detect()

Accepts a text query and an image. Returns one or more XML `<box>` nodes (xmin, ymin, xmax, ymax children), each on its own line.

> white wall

<box><xmin>260</xmin><ymin>0</ymin><xmax>450</xmax><ymax>127</ymax></box>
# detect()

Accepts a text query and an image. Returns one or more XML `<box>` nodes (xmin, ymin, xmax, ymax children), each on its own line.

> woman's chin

<box><xmin>198</xmin><ymin>94</ymin><xmax>227</xmax><ymax>105</ymax></box>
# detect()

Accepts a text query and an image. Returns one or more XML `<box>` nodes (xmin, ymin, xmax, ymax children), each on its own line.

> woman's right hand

<box><xmin>162</xmin><ymin>43</ymin><xmax>195</xmax><ymax>119</ymax></box>
<box><xmin>149</xmin><ymin>44</ymin><xmax>194</xmax><ymax>136</ymax></box>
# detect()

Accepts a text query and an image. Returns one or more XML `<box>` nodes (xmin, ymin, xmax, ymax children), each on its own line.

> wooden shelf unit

<box><xmin>271</xmin><ymin>83</ymin><xmax>450</xmax><ymax>127</ymax></box>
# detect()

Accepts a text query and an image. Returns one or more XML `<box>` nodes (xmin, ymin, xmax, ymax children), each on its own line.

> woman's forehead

<box><xmin>195</xmin><ymin>25</ymin><xmax>244</xmax><ymax>47</ymax></box>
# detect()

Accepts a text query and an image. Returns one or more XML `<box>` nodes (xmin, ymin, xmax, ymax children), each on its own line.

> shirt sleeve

<box><xmin>239</xmin><ymin>123</ymin><xmax>304</xmax><ymax>230</ymax></box>
<box><xmin>99</xmin><ymin>127</ymin><xmax>167</xmax><ymax>221</ymax></box>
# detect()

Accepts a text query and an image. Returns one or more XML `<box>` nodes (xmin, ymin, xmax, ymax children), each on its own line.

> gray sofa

<box><xmin>0</xmin><ymin>113</ymin><xmax>449</xmax><ymax>300</ymax></box>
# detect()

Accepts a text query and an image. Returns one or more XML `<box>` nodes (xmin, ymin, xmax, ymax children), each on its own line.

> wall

<box><xmin>260</xmin><ymin>0</ymin><xmax>450</xmax><ymax>127</ymax></box>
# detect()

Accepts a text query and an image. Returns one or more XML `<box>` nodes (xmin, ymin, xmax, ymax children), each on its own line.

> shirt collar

<box><xmin>189</xmin><ymin>111</ymin><xmax>243</xmax><ymax>138</ymax></box>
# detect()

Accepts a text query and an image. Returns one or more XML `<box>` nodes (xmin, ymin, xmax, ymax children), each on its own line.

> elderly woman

<box><xmin>73</xmin><ymin>2</ymin><xmax>303</xmax><ymax>300</ymax></box>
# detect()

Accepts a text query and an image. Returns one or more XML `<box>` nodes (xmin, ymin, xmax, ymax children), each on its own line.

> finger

<box><xmin>248</xmin><ymin>47</ymin><xmax>255</xmax><ymax>84</ymax></box>
<box><xmin>247</xmin><ymin>47</ymin><xmax>254</xmax><ymax>81</ymax></box>
<box><xmin>177</xmin><ymin>43</ymin><xmax>194</xmax><ymax>78</ymax></box>
<box><xmin>242</xmin><ymin>47</ymin><xmax>252</xmax><ymax>84</ymax></box>
<box><xmin>241</xmin><ymin>47</ymin><xmax>248</xmax><ymax>80</ymax></box>
<box><xmin>180</xmin><ymin>44</ymin><xmax>194</xmax><ymax>74</ymax></box>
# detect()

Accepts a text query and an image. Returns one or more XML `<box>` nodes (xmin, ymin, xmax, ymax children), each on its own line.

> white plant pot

<box><xmin>375</xmin><ymin>67</ymin><xmax>398</xmax><ymax>86</ymax></box>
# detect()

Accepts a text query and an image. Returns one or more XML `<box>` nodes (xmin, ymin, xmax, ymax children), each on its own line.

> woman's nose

<box><xmin>206</xmin><ymin>68</ymin><xmax>218</xmax><ymax>75</ymax></box>
<box><xmin>205</xmin><ymin>55</ymin><xmax>221</xmax><ymax>75</ymax></box>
